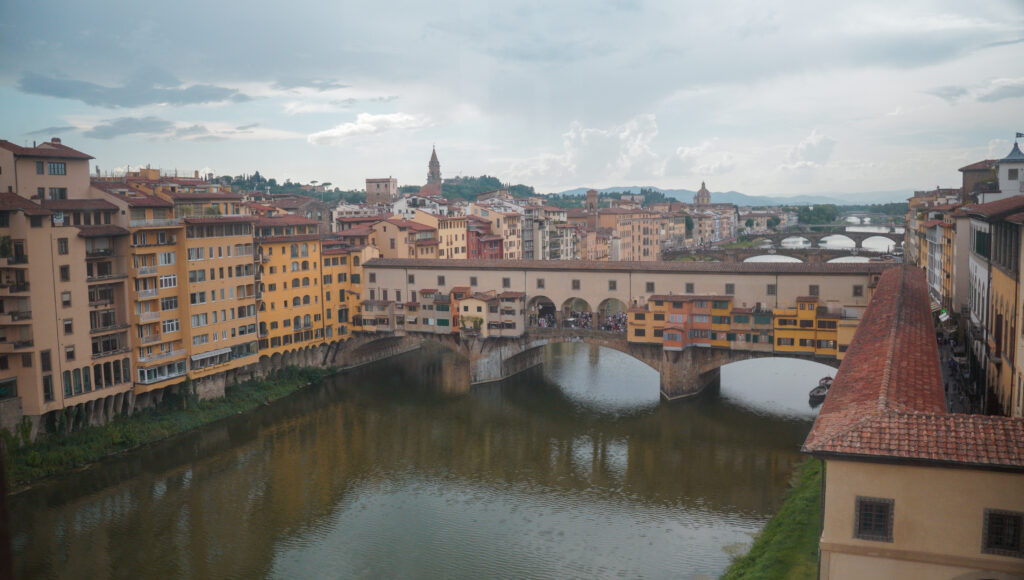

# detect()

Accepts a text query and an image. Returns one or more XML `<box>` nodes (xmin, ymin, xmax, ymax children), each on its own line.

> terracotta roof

<box><xmin>365</xmin><ymin>258</ymin><xmax>895</xmax><ymax>276</ymax></box>
<box><xmin>41</xmin><ymin>199</ymin><xmax>119</xmax><ymax>211</ymax></box>
<box><xmin>450</xmin><ymin>286</ymin><xmax>470</xmax><ymax>294</ymax></box>
<box><xmin>963</xmin><ymin>196</ymin><xmax>1024</xmax><ymax>220</ymax></box>
<box><xmin>804</xmin><ymin>266</ymin><xmax>1024</xmax><ymax>471</ymax></box>
<box><xmin>0</xmin><ymin>192</ymin><xmax>50</xmax><ymax>216</ymax></box>
<box><xmin>920</xmin><ymin>220</ymin><xmax>945</xmax><ymax>228</ymax></box>
<box><xmin>418</xmin><ymin>288</ymin><xmax>437</xmax><ymax>294</ymax></box>
<box><xmin>958</xmin><ymin>159</ymin><xmax>996</xmax><ymax>172</ymax></box>
<box><xmin>76</xmin><ymin>225</ymin><xmax>130</xmax><ymax>238</ymax></box>
<box><xmin>498</xmin><ymin>291</ymin><xmax>526</xmax><ymax>298</ymax></box>
<box><xmin>0</xmin><ymin>139</ymin><xmax>94</xmax><ymax>160</ymax></box>
<box><xmin>165</xmin><ymin>190</ymin><xmax>243</xmax><ymax>201</ymax></box>
<box><xmin>257</xmin><ymin>233</ymin><xmax>323</xmax><ymax>243</ymax></box>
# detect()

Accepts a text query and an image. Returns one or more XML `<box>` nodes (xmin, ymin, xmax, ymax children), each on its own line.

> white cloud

<box><xmin>307</xmin><ymin>112</ymin><xmax>431</xmax><ymax>145</ymax></box>
<box><xmin>787</xmin><ymin>129</ymin><xmax>837</xmax><ymax>166</ymax></box>
<box><xmin>664</xmin><ymin>139</ymin><xmax>735</xmax><ymax>177</ymax></box>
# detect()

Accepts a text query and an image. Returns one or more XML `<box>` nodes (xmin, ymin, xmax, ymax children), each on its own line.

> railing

<box><xmin>90</xmin><ymin>322</ymin><xmax>129</xmax><ymax>335</ymax></box>
<box><xmin>6</xmin><ymin>283</ymin><xmax>29</xmax><ymax>293</ymax></box>
<box><xmin>130</xmin><ymin>218</ymin><xmax>182</xmax><ymax>228</ymax></box>
<box><xmin>137</xmin><ymin>348</ymin><xmax>185</xmax><ymax>363</ymax></box>
<box><xmin>92</xmin><ymin>346</ymin><xmax>131</xmax><ymax>359</ymax></box>
<box><xmin>10</xmin><ymin>311</ymin><xmax>31</xmax><ymax>321</ymax></box>
<box><xmin>136</xmin><ymin>265</ymin><xmax>157</xmax><ymax>276</ymax></box>
<box><xmin>136</xmin><ymin>368</ymin><xmax>186</xmax><ymax>385</ymax></box>
<box><xmin>86</xmin><ymin>248</ymin><xmax>114</xmax><ymax>258</ymax></box>
<box><xmin>5</xmin><ymin>255</ymin><xmax>28</xmax><ymax>265</ymax></box>
<box><xmin>137</xmin><ymin>288</ymin><xmax>158</xmax><ymax>298</ymax></box>
<box><xmin>141</xmin><ymin>333</ymin><xmax>162</xmax><ymax>344</ymax></box>
<box><xmin>140</xmin><ymin>311</ymin><xmax>160</xmax><ymax>322</ymax></box>
<box><xmin>89</xmin><ymin>298</ymin><xmax>114</xmax><ymax>308</ymax></box>
<box><xmin>87</xmin><ymin>272</ymin><xmax>127</xmax><ymax>282</ymax></box>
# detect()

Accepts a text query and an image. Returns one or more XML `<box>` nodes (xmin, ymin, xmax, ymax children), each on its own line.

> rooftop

<box><xmin>41</xmin><ymin>199</ymin><xmax>119</xmax><ymax>211</ymax></box>
<box><xmin>0</xmin><ymin>192</ymin><xmax>50</xmax><ymax>216</ymax></box>
<box><xmin>0</xmin><ymin>138</ymin><xmax>94</xmax><ymax>160</ymax></box>
<box><xmin>366</xmin><ymin>258</ymin><xmax>895</xmax><ymax>276</ymax></box>
<box><xmin>803</xmin><ymin>266</ymin><xmax>1024</xmax><ymax>471</ymax></box>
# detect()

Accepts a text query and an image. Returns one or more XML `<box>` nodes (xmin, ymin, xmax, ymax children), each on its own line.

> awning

<box><xmin>190</xmin><ymin>347</ymin><xmax>231</xmax><ymax>362</ymax></box>
<box><xmin>930</xmin><ymin>300</ymin><xmax>942</xmax><ymax>313</ymax></box>
<box><xmin>939</xmin><ymin>312</ymin><xmax>951</xmax><ymax>322</ymax></box>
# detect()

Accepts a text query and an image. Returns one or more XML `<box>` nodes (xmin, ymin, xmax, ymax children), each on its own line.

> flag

<box><xmin>1018</xmin><ymin>132</ymin><xmax>1024</xmax><ymax>138</ymax></box>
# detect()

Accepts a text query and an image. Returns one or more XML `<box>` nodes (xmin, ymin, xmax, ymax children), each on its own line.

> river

<box><xmin>10</xmin><ymin>343</ymin><xmax>831</xmax><ymax>579</ymax></box>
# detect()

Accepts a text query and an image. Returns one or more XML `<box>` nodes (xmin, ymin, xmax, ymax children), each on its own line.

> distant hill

<box><xmin>554</xmin><ymin>186</ymin><xmax>912</xmax><ymax>206</ymax></box>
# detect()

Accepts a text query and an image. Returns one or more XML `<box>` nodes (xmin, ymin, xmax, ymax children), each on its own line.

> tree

<box><xmin>767</xmin><ymin>216</ymin><xmax>781</xmax><ymax>229</ymax></box>
<box><xmin>745</xmin><ymin>218</ymin><xmax>754</xmax><ymax>229</ymax></box>
<box><xmin>685</xmin><ymin>216</ymin><xmax>694</xmax><ymax>236</ymax></box>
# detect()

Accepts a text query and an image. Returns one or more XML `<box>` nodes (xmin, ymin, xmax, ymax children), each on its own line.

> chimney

<box><xmin>51</xmin><ymin>137</ymin><xmax>61</xmax><ymax>144</ymax></box>
<box><xmin>194</xmin><ymin>170</ymin><xmax>199</xmax><ymax>178</ymax></box>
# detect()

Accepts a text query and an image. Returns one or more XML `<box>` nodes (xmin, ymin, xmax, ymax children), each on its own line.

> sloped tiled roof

<box><xmin>41</xmin><ymin>199</ymin><xmax>119</xmax><ymax>211</ymax></box>
<box><xmin>77</xmin><ymin>225</ymin><xmax>130</xmax><ymax>238</ymax></box>
<box><xmin>0</xmin><ymin>139</ymin><xmax>94</xmax><ymax>160</ymax></box>
<box><xmin>963</xmin><ymin>195</ymin><xmax>1024</xmax><ymax>220</ymax></box>
<box><xmin>803</xmin><ymin>266</ymin><xmax>1024</xmax><ymax>471</ymax></box>
<box><xmin>0</xmin><ymin>192</ymin><xmax>50</xmax><ymax>215</ymax></box>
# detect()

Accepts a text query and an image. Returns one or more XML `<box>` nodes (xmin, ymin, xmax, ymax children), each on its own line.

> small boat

<box><xmin>809</xmin><ymin>376</ymin><xmax>833</xmax><ymax>405</ymax></box>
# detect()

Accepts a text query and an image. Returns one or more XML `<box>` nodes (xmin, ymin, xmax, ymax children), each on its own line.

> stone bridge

<box><xmin>324</xmin><ymin>327</ymin><xmax>841</xmax><ymax>400</ymax></box>
<box><xmin>662</xmin><ymin>247</ymin><xmax>882</xmax><ymax>264</ymax></box>
<box><xmin>741</xmin><ymin>229</ymin><xmax>903</xmax><ymax>248</ymax></box>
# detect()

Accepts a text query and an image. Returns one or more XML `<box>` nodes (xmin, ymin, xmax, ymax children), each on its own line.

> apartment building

<box><xmin>412</xmin><ymin>210</ymin><xmax>467</xmax><ymax>259</ymax></box>
<box><xmin>254</xmin><ymin>215</ymin><xmax>325</xmax><ymax>357</ymax></box>
<box><xmin>370</xmin><ymin>218</ymin><xmax>439</xmax><ymax>259</ymax></box>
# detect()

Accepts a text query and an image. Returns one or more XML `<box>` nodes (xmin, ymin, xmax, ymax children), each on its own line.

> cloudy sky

<box><xmin>1</xmin><ymin>1</ymin><xmax>1022</xmax><ymax>197</ymax></box>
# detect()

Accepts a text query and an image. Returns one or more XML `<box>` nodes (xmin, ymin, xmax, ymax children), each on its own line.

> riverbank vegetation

<box><xmin>722</xmin><ymin>458</ymin><xmax>822</xmax><ymax>580</ymax></box>
<box><xmin>2</xmin><ymin>366</ymin><xmax>331</xmax><ymax>489</ymax></box>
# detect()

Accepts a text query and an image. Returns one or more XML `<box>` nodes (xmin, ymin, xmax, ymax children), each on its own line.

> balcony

<box><xmin>137</xmin><ymin>348</ymin><xmax>185</xmax><ymax>364</ymax></box>
<box><xmin>90</xmin><ymin>322</ymin><xmax>128</xmax><ymax>335</ymax></box>
<box><xmin>0</xmin><ymin>283</ymin><xmax>30</xmax><ymax>294</ymax></box>
<box><xmin>86</xmin><ymin>248</ymin><xmax>114</xmax><ymax>259</ymax></box>
<box><xmin>137</xmin><ymin>288</ymin><xmax>159</xmax><ymax>299</ymax></box>
<box><xmin>92</xmin><ymin>346</ymin><xmax>131</xmax><ymax>359</ymax></box>
<box><xmin>130</xmin><ymin>218</ymin><xmax>182</xmax><ymax>228</ymax></box>
<box><xmin>136</xmin><ymin>368</ymin><xmax>186</xmax><ymax>385</ymax></box>
<box><xmin>0</xmin><ymin>339</ymin><xmax>34</xmax><ymax>353</ymax></box>
<box><xmin>0</xmin><ymin>310</ymin><xmax>32</xmax><ymax>323</ymax></box>
<box><xmin>140</xmin><ymin>311</ymin><xmax>160</xmax><ymax>322</ymax></box>
<box><xmin>136</xmin><ymin>265</ymin><xmax>157</xmax><ymax>276</ymax></box>
<box><xmin>87</xmin><ymin>272</ymin><xmax>127</xmax><ymax>283</ymax></box>
<box><xmin>5</xmin><ymin>255</ymin><xmax>28</xmax><ymax>266</ymax></box>
<box><xmin>141</xmin><ymin>333</ymin><xmax>162</xmax><ymax>344</ymax></box>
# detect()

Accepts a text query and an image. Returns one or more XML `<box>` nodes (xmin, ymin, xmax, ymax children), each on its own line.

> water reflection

<box><xmin>11</xmin><ymin>345</ymin><xmax>816</xmax><ymax>579</ymax></box>
<box><xmin>719</xmin><ymin>358</ymin><xmax>834</xmax><ymax>419</ymax></box>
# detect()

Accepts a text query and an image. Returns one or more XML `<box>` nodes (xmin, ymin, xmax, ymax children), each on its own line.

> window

<box><xmin>725</xmin><ymin>283</ymin><xmax>735</xmax><ymax>295</ymax></box>
<box><xmin>42</xmin><ymin>376</ymin><xmax>54</xmax><ymax>402</ymax></box>
<box><xmin>776</xmin><ymin>337</ymin><xmax>794</xmax><ymax>346</ymax></box>
<box><xmin>438</xmin><ymin>275</ymin><xmax>446</xmax><ymax>286</ymax></box>
<box><xmin>162</xmin><ymin>319</ymin><xmax>180</xmax><ymax>333</ymax></box>
<box><xmin>470</xmin><ymin>276</ymin><xmax>478</xmax><ymax>287</ymax></box>
<box><xmin>57</xmin><ymin>238</ymin><xmax>69</xmax><ymax>255</ymax></box>
<box><xmin>646</xmin><ymin>282</ymin><xmax>655</xmax><ymax>293</ymax></box>
<box><xmin>408</xmin><ymin>274</ymin><xmax>415</xmax><ymax>284</ymax></box>
<box><xmin>35</xmin><ymin>161</ymin><xmax>44</xmax><ymax>174</ymax></box>
<box><xmin>65</xmin><ymin>346</ymin><xmax>75</xmax><ymax>361</ymax></box>
<box><xmin>685</xmin><ymin>283</ymin><xmax>694</xmax><ymax>294</ymax></box>
<box><xmin>608</xmin><ymin>280</ymin><xmax>617</xmax><ymax>291</ymax></box>
<box><xmin>48</xmin><ymin>162</ymin><xmax>67</xmax><ymax>175</ymax></box>
<box><xmin>767</xmin><ymin>284</ymin><xmax>777</xmax><ymax>296</ymax></box>
<box><xmin>48</xmin><ymin>187</ymin><xmax>67</xmax><ymax>199</ymax></box>
<box><xmin>572</xmin><ymin>279</ymin><xmax>580</xmax><ymax>290</ymax></box>
<box><xmin>60</xmin><ymin>265</ymin><xmax>70</xmax><ymax>282</ymax></box>
<box><xmin>853</xmin><ymin>285</ymin><xmax>863</xmax><ymax>297</ymax></box>
<box><xmin>537</xmin><ymin>278</ymin><xmax>545</xmax><ymax>289</ymax></box>
<box><xmin>983</xmin><ymin>509</ymin><xmax>1023</xmax><ymax>557</ymax></box>
<box><xmin>159</xmin><ymin>275</ymin><xmax>177</xmax><ymax>288</ymax></box>
<box><xmin>854</xmin><ymin>497</ymin><xmax>894</xmax><ymax>542</ymax></box>
<box><xmin>809</xmin><ymin>284</ymin><xmax>819</xmax><ymax>297</ymax></box>
<box><xmin>161</xmin><ymin>296</ymin><xmax>178</xmax><ymax>311</ymax></box>
<box><xmin>63</xmin><ymin>319</ymin><xmax>73</xmax><ymax>334</ymax></box>
<box><xmin>1010</xmin><ymin>168</ymin><xmax>1020</xmax><ymax>181</ymax></box>
<box><xmin>159</xmin><ymin>251</ymin><xmax>175</xmax><ymax>266</ymax></box>
<box><xmin>41</xmin><ymin>350</ymin><xmax>51</xmax><ymax>372</ymax></box>
<box><xmin>633</xmin><ymin>328</ymin><xmax>646</xmax><ymax>337</ymax></box>
<box><xmin>61</xmin><ymin>291</ymin><xmax>72</xmax><ymax>307</ymax></box>
<box><xmin>369</xmin><ymin>273</ymin><xmax>376</xmax><ymax>283</ymax></box>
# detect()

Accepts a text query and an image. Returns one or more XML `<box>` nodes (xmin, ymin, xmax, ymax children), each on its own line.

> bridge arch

<box><xmin>819</xmin><ymin>234</ymin><xmax>856</xmax><ymax>248</ymax></box>
<box><xmin>779</xmin><ymin>235</ymin><xmax>812</xmax><ymax>246</ymax></box>
<box><xmin>561</xmin><ymin>297</ymin><xmax>593</xmax><ymax>328</ymax></box>
<box><xmin>528</xmin><ymin>295</ymin><xmax>557</xmax><ymax>327</ymax></box>
<box><xmin>743</xmin><ymin>255</ymin><xmax>804</xmax><ymax>263</ymax></box>
<box><xmin>861</xmin><ymin>235</ymin><xmax>899</xmax><ymax>252</ymax></box>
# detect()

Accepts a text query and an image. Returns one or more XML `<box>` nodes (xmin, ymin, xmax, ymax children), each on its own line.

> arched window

<box><xmin>290</xmin><ymin>244</ymin><xmax>299</xmax><ymax>258</ymax></box>
<box><xmin>291</xmin><ymin>262</ymin><xmax>299</xmax><ymax>272</ymax></box>
<box><xmin>301</xmin><ymin>243</ymin><xmax>309</xmax><ymax>257</ymax></box>
<box><xmin>292</xmin><ymin>278</ymin><xmax>300</xmax><ymax>288</ymax></box>
<box><xmin>259</xmin><ymin>322</ymin><xmax>267</xmax><ymax>334</ymax></box>
<box><xmin>292</xmin><ymin>297</ymin><xmax>301</xmax><ymax>307</ymax></box>
<box><xmin>82</xmin><ymin>368</ymin><xmax>92</xmax><ymax>392</ymax></box>
<box><xmin>301</xmin><ymin>261</ymin><xmax>309</xmax><ymax>271</ymax></box>
<box><xmin>303</xmin><ymin>314</ymin><xmax>311</xmax><ymax>327</ymax></box>
<box><xmin>302</xmin><ymin>277</ymin><xmax>310</xmax><ymax>287</ymax></box>
<box><xmin>63</xmin><ymin>371</ymin><xmax>72</xmax><ymax>396</ymax></box>
<box><xmin>122</xmin><ymin>358</ymin><xmax>129</xmax><ymax>381</ymax></box>
<box><xmin>303</xmin><ymin>295</ymin><xmax>310</xmax><ymax>305</ymax></box>
<box><xmin>94</xmin><ymin>366</ymin><xmax>102</xmax><ymax>390</ymax></box>
<box><xmin>293</xmin><ymin>316</ymin><xmax>301</xmax><ymax>328</ymax></box>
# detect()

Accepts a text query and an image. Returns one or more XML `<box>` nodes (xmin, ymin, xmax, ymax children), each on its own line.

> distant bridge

<box><xmin>740</xmin><ymin>229</ymin><xmax>903</xmax><ymax>248</ymax></box>
<box><xmin>663</xmin><ymin>247</ymin><xmax>884</xmax><ymax>264</ymax></box>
